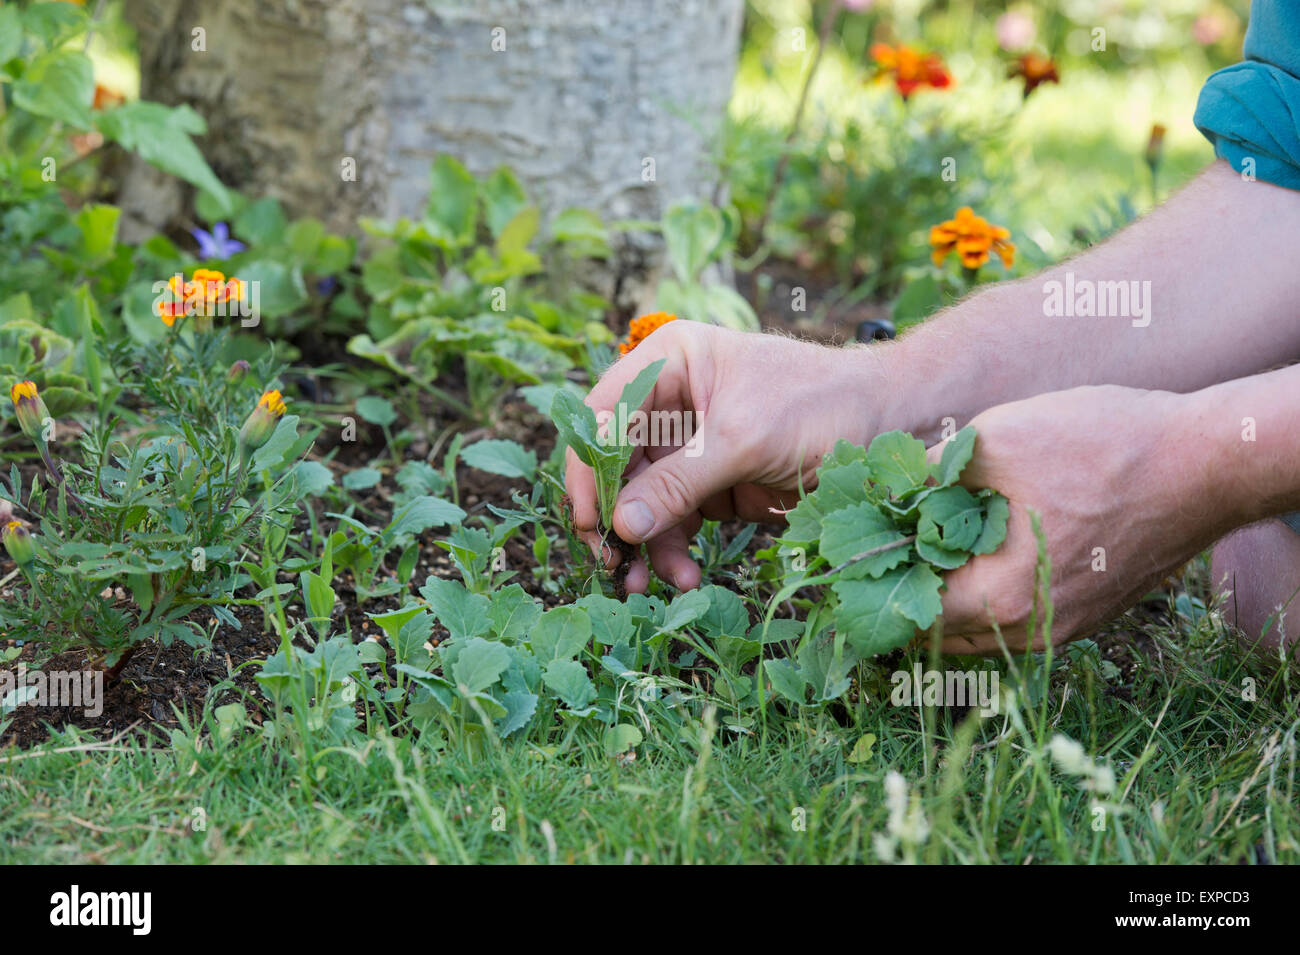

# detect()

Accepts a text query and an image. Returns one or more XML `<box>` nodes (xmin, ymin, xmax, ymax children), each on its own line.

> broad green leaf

<box><xmin>425</xmin><ymin>154</ymin><xmax>477</xmax><ymax>246</ymax></box>
<box><xmin>542</xmin><ymin>659</ymin><xmax>596</xmax><ymax>709</ymax></box>
<box><xmin>342</xmin><ymin>467</ymin><xmax>382</xmax><ymax>491</ymax></box>
<box><xmin>355</xmin><ymin>395</ymin><xmax>398</xmax><ymax>427</ymax></box>
<box><xmin>487</xmin><ymin>584</ymin><xmax>542</xmax><ymax>643</ymax></box>
<box><xmin>529</xmin><ymin>606</ymin><xmax>592</xmax><ymax>663</ymax></box>
<box><xmin>659</xmin><ymin>588</ymin><xmax>711</xmax><ymax>632</ymax></box>
<box><xmin>461</xmin><ymin>439</ymin><xmax>537</xmax><ymax>480</ymax></box>
<box><xmin>662</xmin><ymin>200</ymin><xmax>724</xmax><ymax>282</ymax></box>
<box><xmin>13</xmin><ymin>50</ymin><xmax>93</xmax><ymax>128</ymax></box>
<box><xmin>932</xmin><ymin>426</ymin><xmax>977</xmax><ymax>486</ymax></box>
<box><xmin>603</xmin><ymin>723</ymin><xmax>644</xmax><ymax>756</ymax></box>
<box><xmin>865</xmin><ymin>430</ymin><xmax>930</xmax><ymax>497</ymax></box>
<box><xmin>832</xmin><ymin>563</ymin><xmax>943</xmax><ymax>656</ymax></box>
<box><xmin>917</xmin><ymin>486</ymin><xmax>982</xmax><ymax>554</ymax></box>
<box><xmin>481</xmin><ymin>166</ymin><xmax>529</xmax><ymax>237</ymax></box>
<box><xmin>694</xmin><ymin>584</ymin><xmax>750</xmax><ymax>639</ymax></box>
<box><xmin>387</xmin><ymin>495</ymin><xmax>465</xmax><ymax>538</ymax></box>
<box><xmin>419</xmin><ymin>577</ymin><xmax>491</xmax><ymax>641</ymax></box>
<box><xmin>497</xmin><ymin>690</ymin><xmax>538</xmax><ymax>736</ymax></box>
<box><xmin>764</xmin><ymin>658</ymin><xmax>807</xmax><ymax>704</ymax></box>
<box><xmin>972</xmin><ymin>492</ymin><xmax>1010</xmax><ymax>556</ymax></box>
<box><xmin>452</xmin><ymin>637</ymin><xmax>512</xmax><ymax>693</ymax></box>
<box><xmin>290</xmin><ymin>460</ymin><xmax>334</xmax><ymax>496</ymax></box>
<box><xmin>95</xmin><ymin>102</ymin><xmax>231</xmax><ymax>212</ymax></box>
<box><xmin>234</xmin><ymin>197</ymin><xmax>287</xmax><ymax>247</ymax></box>
<box><xmin>818</xmin><ymin>500</ymin><xmax>909</xmax><ymax>579</ymax></box>
<box><xmin>250</xmin><ymin>414</ymin><xmax>300</xmax><ymax>472</ymax></box>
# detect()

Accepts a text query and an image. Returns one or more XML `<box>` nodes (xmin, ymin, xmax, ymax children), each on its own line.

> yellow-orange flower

<box><xmin>238</xmin><ymin>389</ymin><xmax>287</xmax><ymax>455</ymax></box>
<box><xmin>10</xmin><ymin>380</ymin><xmax>50</xmax><ymax>441</ymax></box>
<box><xmin>930</xmin><ymin>207</ymin><xmax>1015</xmax><ymax>270</ymax></box>
<box><xmin>619</xmin><ymin>312</ymin><xmax>678</xmax><ymax>356</ymax></box>
<box><xmin>157</xmin><ymin>269</ymin><xmax>245</xmax><ymax>324</ymax></box>
<box><xmin>1009</xmin><ymin>53</ymin><xmax>1059</xmax><ymax>97</ymax></box>
<box><xmin>870</xmin><ymin>43</ymin><xmax>953</xmax><ymax>100</ymax></box>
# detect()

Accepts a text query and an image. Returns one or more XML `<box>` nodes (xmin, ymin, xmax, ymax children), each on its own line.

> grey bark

<box><xmin>119</xmin><ymin>0</ymin><xmax>743</xmax><ymax>256</ymax></box>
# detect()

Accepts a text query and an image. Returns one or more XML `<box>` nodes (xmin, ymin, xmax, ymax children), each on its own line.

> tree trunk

<box><xmin>119</xmin><ymin>0</ymin><xmax>742</xmax><ymax>248</ymax></box>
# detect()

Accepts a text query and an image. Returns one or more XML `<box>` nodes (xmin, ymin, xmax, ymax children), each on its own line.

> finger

<box><xmin>564</xmin><ymin>446</ymin><xmax>599</xmax><ymax>532</ymax></box>
<box><xmin>646</xmin><ymin>516</ymin><xmax>703</xmax><ymax>590</ymax></box>
<box><xmin>623</xmin><ymin>553</ymin><xmax>651</xmax><ymax>595</ymax></box>
<box><xmin>613</xmin><ymin>425</ymin><xmax>741</xmax><ymax>544</ymax></box>
<box><xmin>699</xmin><ymin>489</ymin><xmax>736</xmax><ymax>522</ymax></box>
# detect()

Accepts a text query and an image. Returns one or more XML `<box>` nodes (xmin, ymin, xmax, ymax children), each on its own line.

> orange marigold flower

<box><xmin>92</xmin><ymin>84</ymin><xmax>125</xmax><ymax>111</ymax></box>
<box><xmin>930</xmin><ymin>207</ymin><xmax>1015</xmax><ymax>270</ymax></box>
<box><xmin>1009</xmin><ymin>53</ymin><xmax>1059</xmax><ymax>97</ymax></box>
<box><xmin>619</xmin><ymin>312</ymin><xmax>678</xmax><ymax>356</ymax></box>
<box><xmin>238</xmin><ymin>389</ymin><xmax>287</xmax><ymax>455</ymax></box>
<box><xmin>157</xmin><ymin>269</ymin><xmax>245</xmax><ymax>324</ymax></box>
<box><xmin>870</xmin><ymin>42</ymin><xmax>953</xmax><ymax>100</ymax></box>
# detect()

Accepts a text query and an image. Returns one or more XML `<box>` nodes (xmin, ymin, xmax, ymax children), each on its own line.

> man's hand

<box><xmin>564</xmin><ymin>321</ymin><xmax>886</xmax><ymax>593</ymax></box>
<box><xmin>931</xmin><ymin>384</ymin><xmax>1234</xmax><ymax>653</ymax></box>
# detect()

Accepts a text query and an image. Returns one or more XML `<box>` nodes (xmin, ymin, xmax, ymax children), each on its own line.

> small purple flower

<box><xmin>315</xmin><ymin>276</ymin><xmax>338</xmax><ymax>296</ymax></box>
<box><xmin>190</xmin><ymin>221</ymin><xmax>246</xmax><ymax>259</ymax></box>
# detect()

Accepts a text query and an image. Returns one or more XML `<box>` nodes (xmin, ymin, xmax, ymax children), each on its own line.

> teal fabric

<box><xmin>1194</xmin><ymin>1</ymin><xmax>1300</xmax><ymax>190</ymax></box>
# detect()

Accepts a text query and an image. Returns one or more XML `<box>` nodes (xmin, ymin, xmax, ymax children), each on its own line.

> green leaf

<box><xmin>917</xmin><ymin>486</ymin><xmax>982</xmax><ymax>556</ymax></box>
<box><xmin>487</xmin><ymin>584</ymin><xmax>541</xmax><ymax>643</ymax></box>
<box><xmin>529</xmin><ymin>606</ymin><xmax>592</xmax><ymax>663</ymax></box>
<box><xmin>481</xmin><ymin>166</ymin><xmax>529</xmax><ymax>237</ymax></box>
<box><xmin>659</xmin><ymin>588</ymin><xmax>711</xmax><ymax>632</ymax></box>
<box><xmin>832</xmin><ymin>563</ymin><xmax>943</xmax><ymax>656</ymax></box>
<box><xmin>425</xmin><ymin>154</ymin><xmax>477</xmax><ymax>246</ymax></box>
<box><xmin>234</xmin><ymin>198</ymin><xmax>287</xmax><ymax>247</ymax></box>
<box><xmin>95</xmin><ymin>102</ymin><xmax>231</xmax><ymax>213</ymax></box>
<box><xmin>419</xmin><ymin>577</ymin><xmax>491</xmax><ymax>641</ymax></box>
<box><xmin>290</xmin><ymin>460</ymin><xmax>334</xmax><ymax>496</ymax></box>
<box><xmin>694</xmin><ymin>584</ymin><xmax>749</xmax><ymax>639</ymax></box>
<box><xmin>865</xmin><ymin>430</ymin><xmax>931</xmax><ymax>497</ymax></box>
<box><xmin>972</xmin><ymin>492</ymin><xmax>1010</xmax><ymax>555</ymax></box>
<box><xmin>764</xmin><ymin>658</ymin><xmax>807</xmax><ymax>704</ymax></box>
<box><xmin>460</xmin><ymin>439</ymin><xmax>537</xmax><ymax>480</ymax></box>
<box><xmin>495</xmin><ymin>205</ymin><xmax>539</xmax><ymax>256</ymax></box>
<box><xmin>355</xmin><ymin>395</ymin><xmax>397</xmax><ymax>427</ymax></box>
<box><xmin>387</xmin><ymin>495</ymin><xmax>466</xmax><ymax>538</ymax></box>
<box><xmin>603</xmin><ymin>723</ymin><xmax>644</xmax><ymax>756</ymax></box>
<box><xmin>662</xmin><ymin>200</ymin><xmax>724</xmax><ymax>283</ymax></box>
<box><xmin>497</xmin><ymin>690</ymin><xmax>538</xmax><ymax>736</ymax></box>
<box><xmin>0</xmin><ymin>6</ymin><xmax>23</xmax><ymax>65</ymax></box>
<box><xmin>848</xmin><ymin>732</ymin><xmax>877</xmax><ymax>763</ymax></box>
<box><xmin>932</xmin><ymin>426</ymin><xmax>977</xmax><ymax>486</ymax></box>
<box><xmin>542</xmin><ymin>659</ymin><xmax>596</xmax><ymax>709</ymax></box>
<box><xmin>818</xmin><ymin>501</ymin><xmax>910</xmax><ymax>579</ymax></box>
<box><xmin>250</xmin><ymin>414</ymin><xmax>300</xmax><ymax>472</ymax></box>
<box><xmin>342</xmin><ymin>467</ymin><xmax>381</xmax><ymax>491</ymax></box>
<box><xmin>13</xmin><ymin>50</ymin><xmax>93</xmax><ymax>128</ymax></box>
<box><xmin>452</xmin><ymin>637</ymin><xmax>512</xmax><ymax>694</ymax></box>
<box><xmin>236</xmin><ymin>259</ymin><xmax>307</xmax><ymax>317</ymax></box>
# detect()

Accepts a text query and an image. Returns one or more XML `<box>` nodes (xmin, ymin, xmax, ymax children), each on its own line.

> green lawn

<box><xmin>3</xmin><ymin>564</ymin><xmax>1294</xmax><ymax>864</ymax></box>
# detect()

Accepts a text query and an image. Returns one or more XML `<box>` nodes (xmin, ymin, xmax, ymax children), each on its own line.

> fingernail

<box><xmin>620</xmin><ymin>499</ymin><xmax>655</xmax><ymax>539</ymax></box>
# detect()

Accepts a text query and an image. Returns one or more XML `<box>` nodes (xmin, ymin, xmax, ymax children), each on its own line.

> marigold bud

<box><xmin>10</xmin><ymin>380</ymin><xmax>51</xmax><ymax>442</ymax></box>
<box><xmin>3</xmin><ymin>520</ymin><xmax>35</xmax><ymax>566</ymax></box>
<box><xmin>238</xmin><ymin>389</ymin><xmax>287</xmax><ymax>454</ymax></box>
<box><xmin>227</xmin><ymin>360</ymin><xmax>251</xmax><ymax>383</ymax></box>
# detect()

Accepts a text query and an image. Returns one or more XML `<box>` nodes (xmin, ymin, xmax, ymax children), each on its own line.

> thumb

<box><xmin>612</xmin><ymin>430</ymin><xmax>737</xmax><ymax>543</ymax></box>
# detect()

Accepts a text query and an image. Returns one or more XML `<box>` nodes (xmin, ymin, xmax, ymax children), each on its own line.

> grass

<box><xmin>2</xmin><ymin>561</ymin><xmax>1295</xmax><ymax>864</ymax></box>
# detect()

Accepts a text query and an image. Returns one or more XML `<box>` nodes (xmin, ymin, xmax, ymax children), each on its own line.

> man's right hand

<box><xmin>563</xmin><ymin>320</ymin><xmax>886</xmax><ymax>593</ymax></box>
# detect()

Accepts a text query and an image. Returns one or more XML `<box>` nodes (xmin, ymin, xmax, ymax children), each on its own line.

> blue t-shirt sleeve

<box><xmin>1194</xmin><ymin>0</ymin><xmax>1300</xmax><ymax>190</ymax></box>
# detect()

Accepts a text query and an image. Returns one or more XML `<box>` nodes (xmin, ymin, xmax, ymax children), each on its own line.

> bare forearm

<box><xmin>1183</xmin><ymin>362</ymin><xmax>1300</xmax><ymax>529</ymax></box>
<box><xmin>864</xmin><ymin>161</ymin><xmax>1300</xmax><ymax>442</ymax></box>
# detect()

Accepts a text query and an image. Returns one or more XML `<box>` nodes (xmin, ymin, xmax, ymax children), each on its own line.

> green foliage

<box><xmin>549</xmin><ymin>359</ymin><xmax>665</xmax><ymax>531</ymax></box>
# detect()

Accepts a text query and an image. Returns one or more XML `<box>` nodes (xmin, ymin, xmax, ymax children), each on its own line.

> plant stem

<box><xmin>753</xmin><ymin>0</ymin><xmax>843</xmax><ymax>247</ymax></box>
